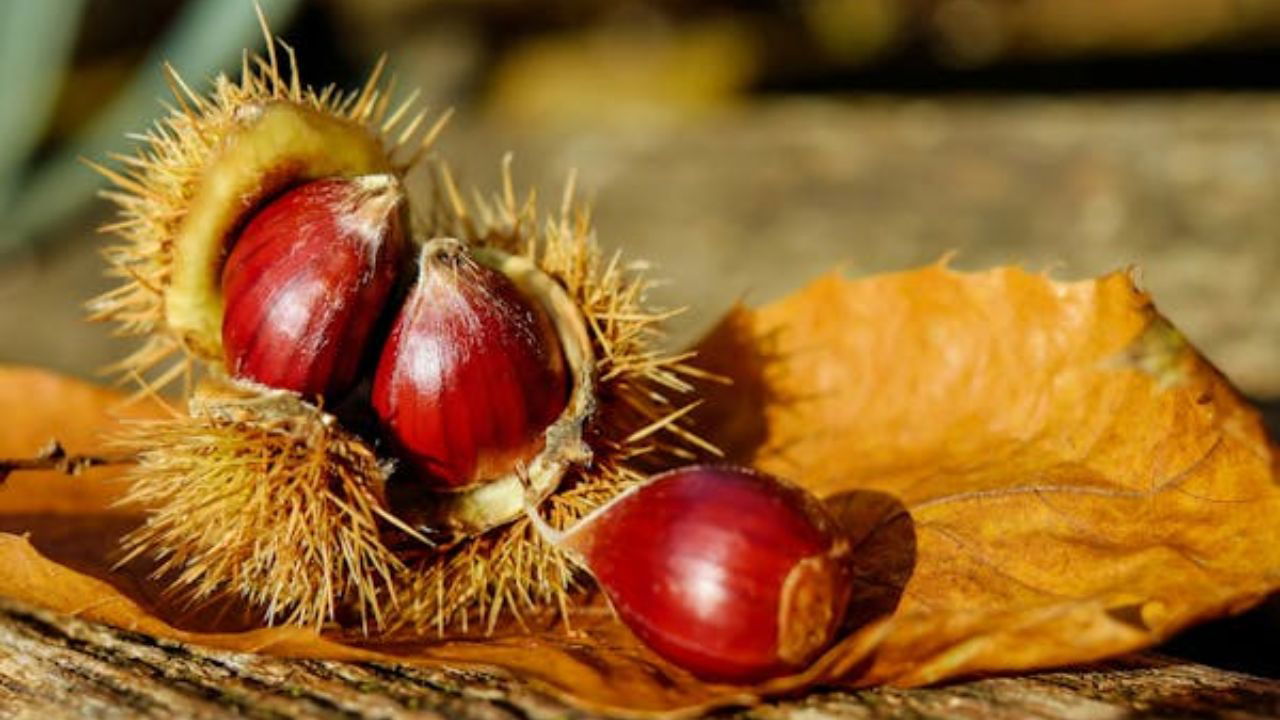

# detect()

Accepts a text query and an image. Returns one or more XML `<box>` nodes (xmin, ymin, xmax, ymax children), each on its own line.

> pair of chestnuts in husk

<box><xmin>211</xmin><ymin>173</ymin><xmax>854</xmax><ymax>682</ymax></box>
<box><xmin>221</xmin><ymin>174</ymin><xmax>567</xmax><ymax>492</ymax></box>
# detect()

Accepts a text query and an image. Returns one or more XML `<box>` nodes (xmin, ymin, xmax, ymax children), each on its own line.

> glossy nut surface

<box><xmin>562</xmin><ymin>465</ymin><xmax>853</xmax><ymax>683</ymax></box>
<box><xmin>220</xmin><ymin>175</ymin><xmax>404</xmax><ymax>401</ymax></box>
<box><xmin>372</xmin><ymin>239</ymin><xmax>569</xmax><ymax>491</ymax></box>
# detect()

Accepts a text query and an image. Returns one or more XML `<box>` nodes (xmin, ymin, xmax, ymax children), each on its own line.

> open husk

<box><xmin>84</xmin><ymin>11</ymin><xmax>712</xmax><ymax>633</ymax></box>
<box><xmin>383</xmin><ymin>164</ymin><xmax>719</xmax><ymax>632</ymax></box>
<box><xmin>88</xmin><ymin>10</ymin><xmax>448</xmax><ymax>391</ymax></box>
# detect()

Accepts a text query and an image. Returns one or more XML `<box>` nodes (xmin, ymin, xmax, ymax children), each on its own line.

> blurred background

<box><xmin>0</xmin><ymin>0</ymin><xmax>1279</xmax><ymax>680</ymax></box>
<box><xmin>0</xmin><ymin>0</ymin><xmax>1278</xmax><ymax>397</ymax></box>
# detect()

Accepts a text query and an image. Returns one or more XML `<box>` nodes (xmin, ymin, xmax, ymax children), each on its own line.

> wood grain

<box><xmin>1</xmin><ymin>595</ymin><xmax>1277</xmax><ymax>719</ymax></box>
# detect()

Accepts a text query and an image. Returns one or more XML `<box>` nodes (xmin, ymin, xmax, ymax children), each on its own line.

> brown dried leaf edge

<box><xmin>0</xmin><ymin>263</ymin><xmax>1277</xmax><ymax>718</ymax></box>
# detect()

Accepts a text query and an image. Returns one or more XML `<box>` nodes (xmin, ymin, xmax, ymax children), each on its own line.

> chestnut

<box><xmin>219</xmin><ymin>174</ymin><xmax>405</xmax><ymax>401</ymax></box>
<box><xmin>373</xmin><ymin>238</ymin><xmax>571</xmax><ymax>492</ymax></box>
<box><xmin>527</xmin><ymin>464</ymin><xmax>853</xmax><ymax>683</ymax></box>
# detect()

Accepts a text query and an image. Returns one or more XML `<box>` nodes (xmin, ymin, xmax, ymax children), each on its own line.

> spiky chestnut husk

<box><xmin>114</xmin><ymin>378</ymin><xmax>404</xmax><ymax>630</ymax></box>
<box><xmin>88</xmin><ymin>14</ymin><xmax>448</xmax><ymax>392</ymax></box>
<box><xmin>88</xmin><ymin>10</ymin><xmax>718</xmax><ymax>634</ymax></box>
<box><xmin>382</xmin><ymin>163</ymin><xmax>722</xmax><ymax>634</ymax></box>
<box><xmin>85</xmin><ymin>20</ymin><xmax>449</xmax><ymax>629</ymax></box>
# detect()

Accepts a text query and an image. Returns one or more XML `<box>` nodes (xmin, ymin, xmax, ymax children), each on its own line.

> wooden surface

<box><xmin>0</xmin><ymin>595</ymin><xmax>1276</xmax><ymax>719</ymax></box>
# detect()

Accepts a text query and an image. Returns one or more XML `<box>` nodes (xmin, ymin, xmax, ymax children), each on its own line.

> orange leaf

<box><xmin>0</xmin><ymin>264</ymin><xmax>1277</xmax><ymax>717</ymax></box>
<box><xmin>694</xmin><ymin>264</ymin><xmax>1280</xmax><ymax>686</ymax></box>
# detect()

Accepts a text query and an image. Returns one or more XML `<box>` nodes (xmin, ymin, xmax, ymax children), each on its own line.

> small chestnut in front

<box><xmin>527</xmin><ymin>464</ymin><xmax>853</xmax><ymax>683</ymax></box>
<box><xmin>372</xmin><ymin>239</ymin><xmax>569</xmax><ymax>491</ymax></box>
<box><xmin>220</xmin><ymin>175</ymin><xmax>405</xmax><ymax>401</ymax></box>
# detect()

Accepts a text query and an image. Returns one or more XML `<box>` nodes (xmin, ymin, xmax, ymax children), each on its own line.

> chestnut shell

<box><xmin>379</xmin><ymin>240</ymin><xmax>598</xmax><ymax>540</ymax></box>
<box><xmin>372</xmin><ymin>239</ymin><xmax>569</xmax><ymax>490</ymax></box>
<box><xmin>559</xmin><ymin>465</ymin><xmax>853</xmax><ymax>683</ymax></box>
<box><xmin>220</xmin><ymin>175</ymin><xmax>404</xmax><ymax>401</ymax></box>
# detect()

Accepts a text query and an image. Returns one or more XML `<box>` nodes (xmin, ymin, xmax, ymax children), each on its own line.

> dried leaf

<box><xmin>694</xmin><ymin>264</ymin><xmax>1280</xmax><ymax>686</ymax></box>
<box><xmin>0</xmin><ymin>367</ymin><xmax>163</xmax><ymax>514</ymax></box>
<box><xmin>0</xmin><ymin>264</ymin><xmax>1276</xmax><ymax>717</ymax></box>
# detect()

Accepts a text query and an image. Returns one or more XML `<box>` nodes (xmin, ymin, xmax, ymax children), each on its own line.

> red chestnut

<box><xmin>372</xmin><ymin>239</ymin><xmax>569</xmax><ymax>491</ymax></box>
<box><xmin>527</xmin><ymin>465</ymin><xmax>853</xmax><ymax>683</ymax></box>
<box><xmin>221</xmin><ymin>175</ymin><xmax>405</xmax><ymax>400</ymax></box>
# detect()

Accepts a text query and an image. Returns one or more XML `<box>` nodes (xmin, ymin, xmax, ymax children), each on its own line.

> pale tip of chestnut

<box><xmin>776</xmin><ymin>548</ymin><xmax>851</xmax><ymax>666</ymax></box>
<box><xmin>343</xmin><ymin>174</ymin><xmax>404</xmax><ymax>242</ymax></box>
<box><xmin>415</xmin><ymin>236</ymin><xmax>468</xmax><ymax>267</ymax></box>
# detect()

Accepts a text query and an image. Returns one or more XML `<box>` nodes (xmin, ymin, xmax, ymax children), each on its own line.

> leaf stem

<box><xmin>0</xmin><ymin>439</ymin><xmax>136</xmax><ymax>484</ymax></box>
